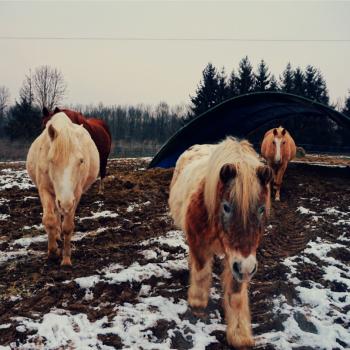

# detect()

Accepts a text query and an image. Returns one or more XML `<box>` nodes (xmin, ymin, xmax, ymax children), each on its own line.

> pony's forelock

<box><xmin>47</xmin><ymin>113</ymin><xmax>77</xmax><ymax>164</ymax></box>
<box><xmin>204</xmin><ymin>137</ymin><xmax>262</xmax><ymax>228</ymax></box>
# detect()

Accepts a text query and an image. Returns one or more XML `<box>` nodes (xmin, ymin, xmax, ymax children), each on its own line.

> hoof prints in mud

<box><xmin>0</xmin><ymin>159</ymin><xmax>350</xmax><ymax>349</ymax></box>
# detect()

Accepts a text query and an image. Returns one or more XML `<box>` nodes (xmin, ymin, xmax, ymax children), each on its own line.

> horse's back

<box><xmin>169</xmin><ymin>144</ymin><xmax>213</xmax><ymax>229</ymax></box>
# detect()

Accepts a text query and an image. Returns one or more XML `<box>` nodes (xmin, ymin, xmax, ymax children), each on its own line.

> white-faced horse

<box><xmin>26</xmin><ymin>112</ymin><xmax>99</xmax><ymax>266</ymax></box>
<box><xmin>261</xmin><ymin>126</ymin><xmax>296</xmax><ymax>201</ymax></box>
<box><xmin>169</xmin><ymin>137</ymin><xmax>273</xmax><ymax>348</ymax></box>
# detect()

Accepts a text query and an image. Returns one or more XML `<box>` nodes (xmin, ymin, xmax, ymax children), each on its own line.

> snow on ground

<box><xmin>13</xmin><ymin>230</ymin><xmax>226</xmax><ymax>349</ymax></box>
<box><xmin>261</xmin><ymin>203</ymin><xmax>350</xmax><ymax>349</ymax></box>
<box><xmin>79</xmin><ymin>210</ymin><xmax>118</xmax><ymax>221</ymax></box>
<box><xmin>0</xmin><ymin>169</ymin><xmax>34</xmax><ymax>190</ymax></box>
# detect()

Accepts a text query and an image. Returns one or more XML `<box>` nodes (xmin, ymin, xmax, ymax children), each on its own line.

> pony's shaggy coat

<box><xmin>169</xmin><ymin>137</ymin><xmax>272</xmax><ymax>348</ymax></box>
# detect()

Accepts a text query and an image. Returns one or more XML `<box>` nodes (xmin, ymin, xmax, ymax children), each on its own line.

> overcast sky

<box><xmin>1</xmin><ymin>0</ymin><xmax>349</xmax><ymax>107</ymax></box>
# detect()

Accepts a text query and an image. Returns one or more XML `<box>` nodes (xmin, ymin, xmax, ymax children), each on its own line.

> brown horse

<box><xmin>261</xmin><ymin>126</ymin><xmax>296</xmax><ymax>201</ymax></box>
<box><xmin>27</xmin><ymin>112</ymin><xmax>99</xmax><ymax>266</ymax></box>
<box><xmin>43</xmin><ymin>107</ymin><xmax>111</xmax><ymax>193</ymax></box>
<box><xmin>169</xmin><ymin>137</ymin><xmax>273</xmax><ymax>348</ymax></box>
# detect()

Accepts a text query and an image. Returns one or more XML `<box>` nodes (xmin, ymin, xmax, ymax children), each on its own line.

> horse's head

<box><xmin>217</xmin><ymin>162</ymin><xmax>273</xmax><ymax>283</ymax></box>
<box><xmin>42</xmin><ymin>107</ymin><xmax>61</xmax><ymax>129</ymax></box>
<box><xmin>272</xmin><ymin>127</ymin><xmax>287</xmax><ymax>164</ymax></box>
<box><xmin>46</xmin><ymin>113</ymin><xmax>87</xmax><ymax>215</ymax></box>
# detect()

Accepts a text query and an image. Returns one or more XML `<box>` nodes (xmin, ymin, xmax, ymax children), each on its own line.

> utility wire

<box><xmin>0</xmin><ymin>36</ymin><xmax>349</xmax><ymax>42</ymax></box>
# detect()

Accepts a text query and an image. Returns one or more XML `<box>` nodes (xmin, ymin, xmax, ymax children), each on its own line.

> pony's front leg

<box><xmin>40</xmin><ymin>189</ymin><xmax>61</xmax><ymax>259</ymax></box>
<box><xmin>222</xmin><ymin>261</ymin><xmax>254</xmax><ymax>348</ymax></box>
<box><xmin>188</xmin><ymin>250</ymin><xmax>213</xmax><ymax>310</ymax></box>
<box><xmin>61</xmin><ymin>213</ymin><xmax>75</xmax><ymax>266</ymax></box>
<box><xmin>274</xmin><ymin>163</ymin><xmax>287</xmax><ymax>201</ymax></box>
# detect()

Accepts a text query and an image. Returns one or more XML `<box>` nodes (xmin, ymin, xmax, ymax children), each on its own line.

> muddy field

<box><xmin>0</xmin><ymin>158</ymin><xmax>349</xmax><ymax>349</ymax></box>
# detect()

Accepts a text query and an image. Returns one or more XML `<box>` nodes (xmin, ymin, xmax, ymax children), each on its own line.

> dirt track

<box><xmin>0</xmin><ymin>159</ymin><xmax>349</xmax><ymax>349</ymax></box>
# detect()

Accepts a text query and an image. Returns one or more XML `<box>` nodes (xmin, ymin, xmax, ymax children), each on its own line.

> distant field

<box><xmin>0</xmin><ymin>138</ymin><xmax>162</xmax><ymax>161</ymax></box>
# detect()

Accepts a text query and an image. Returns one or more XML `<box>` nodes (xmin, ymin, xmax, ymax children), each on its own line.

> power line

<box><xmin>0</xmin><ymin>36</ymin><xmax>349</xmax><ymax>42</ymax></box>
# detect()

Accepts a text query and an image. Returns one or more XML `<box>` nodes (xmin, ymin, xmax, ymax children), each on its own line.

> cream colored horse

<box><xmin>26</xmin><ymin>112</ymin><xmax>99</xmax><ymax>266</ymax></box>
<box><xmin>169</xmin><ymin>137</ymin><xmax>273</xmax><ymax>348</ymax></box>
<box><xmin>261</xmin><ymin>126</ymin><xmax>296</xmax><ymax>201</ymax></box>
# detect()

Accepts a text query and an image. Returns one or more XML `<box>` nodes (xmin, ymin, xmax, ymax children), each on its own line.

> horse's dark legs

<box><xmin>98</xmin><ymin>156</ymin><xmax>108</xmax><ymax>194</ymax></box>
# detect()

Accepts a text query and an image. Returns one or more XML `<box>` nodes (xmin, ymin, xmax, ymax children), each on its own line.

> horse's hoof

<box><xmin>47</xmin><ymin>248</ymin><xmax>61</xmax><ymax>260</ymax></box>
<box><xmin>61</xmin><ymin>257</ymin><xmax>72</xmax><ymax>267</ymax></box>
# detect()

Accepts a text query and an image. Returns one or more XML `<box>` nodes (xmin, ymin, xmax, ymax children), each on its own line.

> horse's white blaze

<box><xmin>57</xmin><ymin>159</ymin><xmax>75</xmax><ymax>211</ymax></box>
<box><xmin>274</xmin><ymin>137</ymin><xmax>282</xmax><ymax>163</ymax></box>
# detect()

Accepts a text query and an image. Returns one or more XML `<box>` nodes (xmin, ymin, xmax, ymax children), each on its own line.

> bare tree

<box><xmin>20</xmin><ymin>70</ymin><xmax>34</xmax><ymax>105</ymax></box>
<box><xmin>0</xmin><ymin>86</ymin><xmax>10</xmax><ymax>117</ymax></box>
<box><xmin>22</xmin><ymin>66</ymin><xmax>67</xmax><ymax>110</ymax></box>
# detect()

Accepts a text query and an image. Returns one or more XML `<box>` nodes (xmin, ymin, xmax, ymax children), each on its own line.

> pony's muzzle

<box><xmin>232</xmin><ymin>255</ymin><xmax>257</xmax><ymax>282</ymax></box>
<box><xmin>56</xmin><ymin>198</ymin><xmax>75</xmax><ymax>214</ymax></box>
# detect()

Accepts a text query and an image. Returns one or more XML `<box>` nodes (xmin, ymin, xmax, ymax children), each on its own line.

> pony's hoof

<box><xmin>226</xmin><ymin>334</ymin><xmax>254</xmax><ymax>349</ymax></box>
<box><xmin>47</xmin><ymin>248</ymin><xmax>61</xmax><ymax>261</ymax></box>
<box><xmin>61</xmin><ymin>257</ymin><xmax>72</xmax><ymax>267</ymax></box>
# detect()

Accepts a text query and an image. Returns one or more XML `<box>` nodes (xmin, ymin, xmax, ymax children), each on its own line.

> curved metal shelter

<box><xmin>149</xmin><ymin>92</ymin><xmax>350</xmax><ymax>168</ymax></box>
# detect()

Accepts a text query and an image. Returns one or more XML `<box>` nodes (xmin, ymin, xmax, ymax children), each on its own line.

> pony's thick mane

<box><xmin>204</xmin><ymin>137</ymin><xmax>262</xmax><ymax>228</ymax></box>
<box><xmin>47</xmin><ymin>113</ymin><xmax>77</xmax><ymax>163</ymax></box>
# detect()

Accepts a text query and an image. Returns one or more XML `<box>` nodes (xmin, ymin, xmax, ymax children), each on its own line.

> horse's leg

<box><xmin>61</xmin><ymin>212</ymin><xmax>75</xmax><ymax>266</ymax></box>
<box><xmin>188</xmin><ymin>248</ymin><xmax>213</xmax><ymax>310</ymax></box>
<box><xmin>275</xmin><ymin>163</ymin><xmax>288</xmax><ymax>201</ymax></box>
<box><xmin>222</xmin><ymin>260</ymin><xmax>254</xmax><ymax>348</ymax></box>
<box><xmin>40</xmin><ymin>189</ymin><xmax>60</xmax><ymax>259</ymax></box>
<box><xmin>98</xmin><ymin>156</ymin><xmax>107</xmax><ymax>194</ymax></box>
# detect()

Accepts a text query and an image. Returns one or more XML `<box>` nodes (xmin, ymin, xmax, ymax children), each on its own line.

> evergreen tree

<box><xmin>236</xmin><ymin>56</ymin><xmax>255</xmax><ymax>94</ymax></box>
<box><xmin>314</xmin><ymin>70</ymin><xmax>329</xmax><ymax>105</ymax></box>
<box><xmin>5</xmin><ymin>96</ymin><xmax>41</xmax><ymax>140</ymax></box>
<box><xmin>188</xmin><ymin>63</ymin><xmax>220</xmax><ymax>118</ymax></box>
<box><xmin>217</xmin><ymin>67</ymin><xmax>228</xmax><ymax>103</ymax></box>
<box><xmin>227</xmin><ymin>69</ymin><xmax>240</xmax><ymax>98</ymax></box>
<box><xmin>268</xmin><ymin>74</ymin><xmax>279</xmax><ymax>91</ymax></box>
<box><xmin>292</xmin><ymin>67</ymin><xmax>305</xmax><ymax>96</ymax></box>
<box><xmin>342</xmin><ymin>91</ymin><xmax>350</xmax><ymax>117</ymax></box>
<box><xmin>280</xmin><ymin>62</ymin><xmax>294</xmax><ymax>93</ymax></box>
<box><xmin>304</xmin><ymin>65</ymin><xmax>318</xmax><ymax>100</ymax></box>
<box><xmin>254</xmin><ymin>60</ymin><xmax>270</xmax><ymax>92</ymax></box>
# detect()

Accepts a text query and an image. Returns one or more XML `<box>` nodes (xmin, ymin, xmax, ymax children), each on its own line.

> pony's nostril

<box><xmin>250</xmin><ymin>263</ymin><xmax>257</xmax><ymax>276</ymax></box>
<box><xmin>233</xmin><ymin>262</ymin><xmax>241</xmax><ymax>274</ymax></box>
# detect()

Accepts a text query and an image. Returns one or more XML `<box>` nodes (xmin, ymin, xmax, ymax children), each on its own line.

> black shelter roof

<box><xmin>149</xmin><ymin>92</ymin><xmax>350</xmax><ymax>168</ymax></box>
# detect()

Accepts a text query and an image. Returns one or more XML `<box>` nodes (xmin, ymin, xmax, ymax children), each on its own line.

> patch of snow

<box><xmin>0</xmin><ymin>214</ymin><xmax>10</xmax><ymax>220</ymax></box>
<box><xmin>297</xmin><ymin>206</ymin><xmax>316</xmax><ymax>215</ymax></box>
<box><xmin>79</xmin><ymin>210</ymin><xmax>118</xmax><ymax>221</ymax></box>
<box><xmin>13</xmin><ymin>234</ymin><xmax>46</xmax><ymax>248</ymax></box>
<box><xmin>0</xmin><ymin>169</ymin><xmax>34</xmax><ymax>190</ymax></box>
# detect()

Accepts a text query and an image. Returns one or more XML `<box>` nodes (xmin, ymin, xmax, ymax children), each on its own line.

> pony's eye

<box><xmin>282</xmin><ymin>141</ymin><xmax>286</xmax><ymax>145</ymax></box>
<box><xmin>79</xmin><ymin>158</ymin><xmax>84</xmax><ymax>164</ymax></box>
<box><xmin>223</xmin><ymin>203</ymin><xmax>232</xmax><ymax>214</ymax></box>
<box><xmin>258</xmin><ymin>206</ymin><xmax>265</xmax><ymax>216</ymax></box>
<box><xmin>272</xmin><ymin>141</ymin><xmax>276</xmax><ymax>145</ymax></box>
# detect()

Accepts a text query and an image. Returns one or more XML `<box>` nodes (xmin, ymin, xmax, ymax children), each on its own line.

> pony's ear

<box><xmin>273</xmin><ymin>128</ymin><xmax>278</xmax><ymax>136</ymax></box>
<box><xmin>281</xmin><ymin>128</ymin><xmax>286</xmax><ymax>136</ymax></box>
<box><xmin>257</xmin><ymin>165</ymin><xmax>273</xmax><ymax>186</ymax></box>
<box><xmin>43</xmin><ymin>107</ymin><xmax>50</xmax><ymax>117</ymax></box>
<box><xmin>220</xmin><ymin>164</ymin><xmax>236</xmax><ymax>184</ymax></box>
<box><xmin>48</xmin><ymin>124</ymin><xmax>57</xmax><ymax>141</ymax></box>
<box><xmin>54</xmin><ymin>107</ymin><xmax>61</xmax><ymax>114</ymax></box>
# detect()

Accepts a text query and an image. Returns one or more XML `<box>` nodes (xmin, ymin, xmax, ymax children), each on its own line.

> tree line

<box><xmin>0</xmin><ymin>59</ymin><xmax>349</xmax><ymax>147</ymax></box>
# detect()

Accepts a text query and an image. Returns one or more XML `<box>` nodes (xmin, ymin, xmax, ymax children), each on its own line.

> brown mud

<box><xmin>0</xmin><ymin>158</ymin><xmax>349</xmax><ymax>349</ymax></box>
